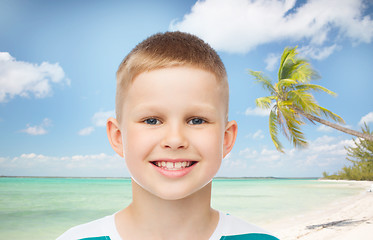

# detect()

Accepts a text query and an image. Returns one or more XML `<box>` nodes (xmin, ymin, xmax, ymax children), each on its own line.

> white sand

<box><xmin>264</xmin><ymin>180</ymin><xmax>373</xmax><ymax>240</ymax></box>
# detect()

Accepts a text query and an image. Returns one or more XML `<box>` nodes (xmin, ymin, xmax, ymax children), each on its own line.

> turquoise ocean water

<box><xmin>0</xmin><ymin>177</ymin><xmax>366</xmax><ymax>240</ymax></box>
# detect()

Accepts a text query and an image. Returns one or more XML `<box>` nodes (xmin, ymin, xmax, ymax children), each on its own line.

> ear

<box><xmin>107</xmin><ymin>117</ymin><xmax>124</xmax><ymax>157</ymax></box>
<box><xmin>223</xmin><ymin>120</ymin><xmax>238</xmax><ymax>158</ymax></box>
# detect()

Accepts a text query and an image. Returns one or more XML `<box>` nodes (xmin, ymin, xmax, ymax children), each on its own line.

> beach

<box><xmin>266</xmin><ymin>180</ymin><xmax>373</xmax><ymax>240</ymax></box>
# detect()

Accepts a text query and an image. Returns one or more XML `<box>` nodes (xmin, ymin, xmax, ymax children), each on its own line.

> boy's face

<box><xmin>115</xmin><ymin>66</ymin><xmax>237</xmax><ymax>200</ymax></box>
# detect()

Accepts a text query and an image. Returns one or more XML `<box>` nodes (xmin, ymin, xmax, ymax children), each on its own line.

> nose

<box><xmin>161</xmin><ymin>123</ymin><xmax>189</xmax><ymax>150</ymax></box>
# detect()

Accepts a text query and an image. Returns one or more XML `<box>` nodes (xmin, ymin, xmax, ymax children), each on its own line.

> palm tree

<box><xmin>250</xmin><ymin>46</ymin><xmax>373</xmax><ymax>152</ymax></box>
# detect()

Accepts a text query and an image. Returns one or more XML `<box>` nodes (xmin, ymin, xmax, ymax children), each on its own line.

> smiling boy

<box><xmin>57</xmin><ymin>32</ymin><xmax>278</xmax><ymax>240</ymax></box>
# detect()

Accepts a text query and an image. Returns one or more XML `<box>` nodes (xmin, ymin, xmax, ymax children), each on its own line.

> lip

<box><xmin>150</xmin><ymin>159</ymin><xmax>198</xmax><ymax>178</ymax></box>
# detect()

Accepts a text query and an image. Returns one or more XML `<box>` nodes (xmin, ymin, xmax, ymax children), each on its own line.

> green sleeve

<box><xmin>220</xmin><ymin>233</ymin><xmax>279</xmax><ymax>240</ymax></box>
<box><xmin>79</xmin><ymin>237</ymin><xmax>111</xmax><ymax>240</ymax></box>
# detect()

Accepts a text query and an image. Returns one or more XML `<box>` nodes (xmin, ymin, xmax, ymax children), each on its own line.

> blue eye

<box><xmin>188</xmin><ymin>118</ymin><xmax>205</xmax><ymax>125</ymax></box>
<box><xmin>144</xmin><ymin>118</ymin><xmax>160</xmax><ymax>125</ymax></box>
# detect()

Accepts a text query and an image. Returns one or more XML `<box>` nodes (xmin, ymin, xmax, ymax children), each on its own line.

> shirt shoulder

<box><xmin>56</xmin><ymin>214</ymin><xmax>120</xmax><ymax>240</ymax></box>
<box><xmin>209</xmin><ymin>212</ymin><xmax>279</xmax><ymax>240</ymax></box>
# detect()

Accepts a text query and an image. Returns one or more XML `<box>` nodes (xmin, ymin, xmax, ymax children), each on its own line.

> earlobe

<box><xmin>106</xmin><ymin>117</ymin><xmax>124</xmax><ymax>157</ymax></box>
<box><xmin>223</xmin><ymin>120</ymin><xmax>238</xmax><ymax>158</ymax></box>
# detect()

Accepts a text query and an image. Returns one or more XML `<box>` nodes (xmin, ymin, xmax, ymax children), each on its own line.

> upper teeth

<box><xmin>155</xmin><ymin>161</ymin><xmax>192</xmax><ymax>170</ymax></box>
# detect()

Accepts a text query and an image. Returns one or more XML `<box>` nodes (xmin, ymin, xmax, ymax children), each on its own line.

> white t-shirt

<box><xmin>57</xmin><ymin>211</ymin><xmax>278</xmax><ymax>240</ymax></box>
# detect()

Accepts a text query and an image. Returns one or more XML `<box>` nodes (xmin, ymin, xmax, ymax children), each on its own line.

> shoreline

<box><xmin>265</xmin><ymin>180</ymin><xmax>373</xmax><ymax>240</ymax></box>
<box><xmin>0</xmin><ymin>175</ymin><xmax>319</xmax><ymax>179</ymax></box>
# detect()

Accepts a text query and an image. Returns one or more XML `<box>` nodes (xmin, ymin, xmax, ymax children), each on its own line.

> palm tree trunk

<box><xmin>295</xmin><ymin>109</ymin><xmax>373</xmax><ymax>141</ymax></box>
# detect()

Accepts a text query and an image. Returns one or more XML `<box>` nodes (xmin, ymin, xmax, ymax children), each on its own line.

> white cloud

<box><xmin>218</xmin><ymin>146</ymin><xmax>284</xmax><ymax>176</ymax></box>
<box><xmin>298</xmin><ymin>44</ymin><xmax>340</xmax><ymax>60</ymax></box>
<box><xmin>265</xmin><ymin>53</ymin><xmax>281</xmax><ymax>71</ymax></box>
<box><xmin>170</xmin><ymin>0</ymin><xmax>373</xmax><ymax>55</ymax></box>
<box><xmin>239</xmin><ymin>147</ymin><xmax>281</xmax><ymax>162</ymax></box>
<box><xmin>78</xmin><ymin>127</ymin><xmax>95</xmax><ymax>136</ymax></box>
<box><xmin>317</xmin><ymin>123</ymin><xmax>354</xmax><ymax>133</ymax></box>
<box><xmin>0</xmin><ymin>153</ymin><xmax>128</xmax><ymax>177</ymax></box>
<box><xmin>317</xmin><ymin>124</ymin><xmax>334</xmax><ymax>133</ymax></box>
<box><xmin>239</xmin><ymin>147</ymin><xmax>258</xmax><ymax>159</ymax></box>
<box><xmin>251</xmin><ymin>129</ymin><xmax>265</xmax><ymax>139</ymax></box>
<box><xmin>78</xmin><ymin>110</ymin><xmax>115</xmax><ymax>136</ymax></box>
<box><xmin>291</xmin><ymin>136</ymin><xmax>354</xmax><ymax>168</ymax></box>
<box><xmin>0</xmin><ymin>52</ymin><xmax>69</xmax><ymax>102</ymax></box>
<box><xmin>219</xmin><ymin>135</ymin><xmax>354</xmax><ymax>177</ymax></box>
<box><xmin>359</xmin><ymin>112</ymin><xmax>373</xmax><ymax>126</ymax></box>
<box><xmin>92</xmin><ymin>110</ymin><xmax>115</xmax><ymax>127</ymax></box>
<box><xmin>220</xmin><ymin>155</ymin><xmax>249</xmax><ymax>176</ymax></box>
<box><xmin>223</xmin><ymin>158</ymin><xmax>248</xmax><ymax>169</ymax></box>
<box><xmin>21</xmin><ymin>118</ymin><xmax>52</xmax><ymax>135</ymax></box>
<box><xmin>244</xmin><ymin>107</ymin><xmax>270</xmax><ymax>116</ymax></box>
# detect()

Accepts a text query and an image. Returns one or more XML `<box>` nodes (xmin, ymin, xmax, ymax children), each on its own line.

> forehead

<box><xmin>123</xmin><ymin>66</ymin><xmax>226</xmax><ymax>112</ymax></box>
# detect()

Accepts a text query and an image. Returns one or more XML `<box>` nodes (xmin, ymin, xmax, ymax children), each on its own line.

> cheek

<box><xmin>122</xmin><ymin>127</ymin><xmax>159</xmax><ymax>182</ymax></box>
<box><xmin>122</xmin><ymin>127</ymin><xmax>158</xmax><ymax>163</ymax></box>
<box><xmin>194</xmin><ymin>131</ymin><xmax>223</xmax><ymax>187</ymax></box>
<box><xmin>193</xmin><ymin>128</ymin><xmax>224</xmax><ymax>162</ymax></box>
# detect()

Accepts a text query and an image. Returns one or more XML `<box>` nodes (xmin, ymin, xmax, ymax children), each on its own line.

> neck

<box><xmin>115</xmin><ymin>179</ymin><xmax>219</xmax><ymax>240</ymax></box>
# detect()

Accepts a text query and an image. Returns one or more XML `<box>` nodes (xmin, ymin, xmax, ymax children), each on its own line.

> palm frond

<box><xmin>269</xmin><ymin>109</ymin><xmax>284</xmax><ymax>152</ymax></box>
<box><xmin>255</xmin><ymin>96</ymin><xmax>275</xmax><ymax>109</ymax></box>
<box><xmin>276</xmin><ymin>102</ymin><xmax>308</xmax><ymax>148</ymax></box>
<box><xmin>277</xmin><ymin>103</ymin><xmax>303</xmax><ymax>144</ymax></box>
<box><xmin>278</xmin><ymin>100</ymin><xmax>293</xmax><ymax>106</ymax></box>
<box><xmin>287</xmin><ymin>89</ymin><xmax>320</xmax><ymax>115</ymax></box>
<box><xmin>283</xmin><ymin>59</ymin><xmax>317</xmax><ymax>83</ymax></box>
<box><xmin>289</xmin><ymin>60</ymin><xmax>319</xmax><ymax>83</ymax></box>
<box><xmin>295</xmin><ymin>84</ymin><xmax>337</xmax><ymax>96</ymax></box>
<box><xmin>277</xmin><ymin>107</ymin><xmax>289</xmax><ymax>141</ymax></box>
<box><xmin>249</xmin><ymin>70</ymin><xmax>275</xmax><ymax>93</ymax></box>
<box><xmin>278</xmin><ymin>46</ymin><xmax>319</xmax><ymax>83</ymax></box>
<box><xmin>277</xmin><ymin>79</ymin><xmax>298</xmax><ymax>90</ymax></box>
<box><xmin>278</xmin><ymin>47</ymin><xmax>298</xmax><ymax>80</ymax></box>
<box><xmin>317</xmin><ymin>106</ymin><xmax>345</xmax><ymax>124</ymax></box>
<box><xmin>285</xmin><ymin>117</ymin><xmax>308</xmax><ymax>148</ymax></box>
<box><xmin>277</xmin><ymin>102</ymin><xmax>302</xmax><ymax>126</ymax></box>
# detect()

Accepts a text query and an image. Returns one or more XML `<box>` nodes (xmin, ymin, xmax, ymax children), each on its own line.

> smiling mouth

<box><xmin>151</xmin><ymin>161</ymin><xmax>197</xmax><ymax>171</ymax></box>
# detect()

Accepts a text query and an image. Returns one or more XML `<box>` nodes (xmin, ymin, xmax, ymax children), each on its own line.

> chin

<box><xmin>152</xmin><ymin>181</ymin><xmax>213</xmax><ymax>201</ymax></box>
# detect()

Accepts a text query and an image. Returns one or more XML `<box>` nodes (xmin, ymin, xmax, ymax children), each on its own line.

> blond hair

<box><xmin>116</xmin><ymin>31</ymin><xmax>228</xmax><ymax>122</ymax></box>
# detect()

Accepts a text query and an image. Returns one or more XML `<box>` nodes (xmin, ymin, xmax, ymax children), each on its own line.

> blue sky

<box><xmin>1</xmin><ymin>0</ymin><xmax>372</xmax><ymax>177</ymax></box>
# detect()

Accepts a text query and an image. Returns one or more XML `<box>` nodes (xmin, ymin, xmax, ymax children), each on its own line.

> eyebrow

<box><xmin>132</xmin><ymin>103</ymin><xmax>217</xmax><ymax>114</ymax></box>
